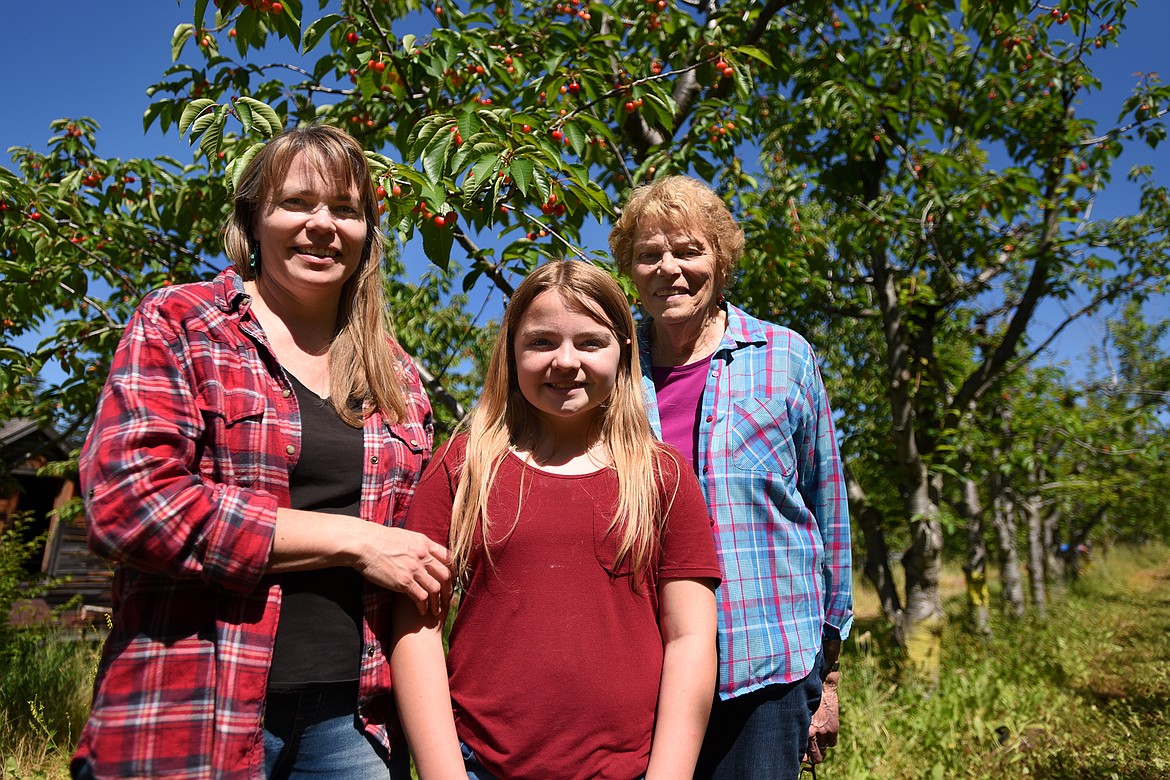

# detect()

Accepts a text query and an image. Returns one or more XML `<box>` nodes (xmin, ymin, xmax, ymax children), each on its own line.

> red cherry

<box><xmin>624</xmin><ymin>101</ymin><xmax>636</xmax><ymax>113</ymax></box>
<box><xmin>568</xmin><ymin>80</ymin><xmax>580</xmax><ymax>94</ymax></box>
<box><xmin>346</xmin><ymin>31</ymin><xmax>360</xmax><ymax>44</ymax></box>
<box><xmin>550</xmin><ymin>129</ymin><xmax>564</xmax><ymax>141</ymax></box>
<box><xmin>272</xmin><ymin>2</ymin><xmax>283</xmax><ymax>13</ymax></box>
<box><xmin>521</xmin><ymin>124</ymin><xmax>531</xmax><ymax>133</ymax></box>
<box><xmin>434</xmin><ymin>215</ymin><xmax>447</xmax><ymax>228</ymax></box>
<box><xmin>372</xmin><ymin>61</ymin><xmax>386</xmax><ymax>73</ymax></box>
<box><xmin>376</xmin><ymin>185</ymin><xmax>386</xmax><ymax>197</ymax></box>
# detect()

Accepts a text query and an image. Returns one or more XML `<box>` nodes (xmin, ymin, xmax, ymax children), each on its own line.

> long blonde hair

<box><xmin>449</xmin><ymin>260</ymin><xmax>676</xmax><ymax>585</ymax></box>
<box><xmin>222</xmin><ymin>124</ymin><xmax>406</xmax><ymax>425</ymax></box>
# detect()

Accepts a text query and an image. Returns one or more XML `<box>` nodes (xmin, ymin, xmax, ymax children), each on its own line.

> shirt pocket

<box><xmin>381</xmin><ymin>421</ymin><xmax>430</xmax><ymax>521</ymax></box>
<box><xmin>730</xmin><ymin>397</ymin><xmax>796</xmax><ymax>477</ymax></box>
<box><xmin>195</xmin><ymin>381</ymin><xmax>267</xmax><ymax>486</ymax></box>
<box><xmin>594</xmin><ymin>504</ymin><xmax>635</xmax><ymax>579</ymax></box>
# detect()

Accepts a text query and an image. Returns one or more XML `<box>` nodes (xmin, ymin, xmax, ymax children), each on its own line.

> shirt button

<box><xmin>705</xmin><ymin>415</ymin><xmax>713</xmax><ymax>423</ymax></box>
<box><xmin>286</xmin><ymin>444</ymin><xmax>296</xmax><ymax>456</ymax></box>
<box><xmin>409</xmin><ymin>439</ymin><xmax>418</xmax><ymax>446</ymax></box>
<box><xmin>282</xmin><ymin>388</ymin><xmax>291</xmax><ymax>398</ymax></box>
<box><xmin>703</xmin><ymin>466</ymin><xmax>709</xmax><ymax>474</ymax></box>
<box><xmin>366</xmin><ymin>646</ymin><xmax>376</xmax><ymax>658</ymax></box>
<box><xmin>370</xmin><ymin>455</ymin><xmax>379</xmax><ymax>465</ymax></box>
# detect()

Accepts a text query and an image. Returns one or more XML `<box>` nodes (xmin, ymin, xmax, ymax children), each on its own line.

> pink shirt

<box><xmin>650</xmin><ymin>356</ymin><xmax>712</xmax><ymax>471</ymax></box>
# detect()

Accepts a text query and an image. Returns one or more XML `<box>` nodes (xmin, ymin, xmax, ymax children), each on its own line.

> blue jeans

<box><xmin>264</xmin><ymin>681</ymin><xmax>408</xmax><ymax>780</ymax></box>
<box><xmin>695</xmin><ymin>652</ymin><xmax>824</xmax><ymax>780</ymax></box>
<box><xmin>461</xmin><ymin>741</ymin><xmax>500</xmax><ymax>780</ymax></box>
<box><xmin>460</xmin><ymin>742</ymin><xmax>645</xmax><ymax>780</ymax></box>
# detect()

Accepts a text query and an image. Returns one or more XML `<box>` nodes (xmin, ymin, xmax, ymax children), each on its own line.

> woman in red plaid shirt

<box><xmin>72</xmin><ymin>125</ymin><xmax>451</xmax><ymax>780</ymax></box>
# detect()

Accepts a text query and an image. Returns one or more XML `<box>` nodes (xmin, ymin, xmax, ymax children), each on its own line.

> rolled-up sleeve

<box><xmin>81</xmin><ymin>304</ymin><xmax>278</xmax><ymax>593</ymax></box>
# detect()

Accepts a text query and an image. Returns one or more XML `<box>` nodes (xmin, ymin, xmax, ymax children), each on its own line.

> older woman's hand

<box><xmin>355</xmin><ymin>525</ymin><xmax>454</xmax><ymax>615</ymax></box>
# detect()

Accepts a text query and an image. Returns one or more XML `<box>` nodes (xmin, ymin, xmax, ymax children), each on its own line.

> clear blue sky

<box><xmin>3</xmin><ymin>1</ymin><xmax>1168</xmax><ymax>375</ymax></box>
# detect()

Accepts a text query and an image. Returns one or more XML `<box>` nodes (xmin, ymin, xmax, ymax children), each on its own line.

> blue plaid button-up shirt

<box><xmin>640</xmin><ymin>303</ymin><xmax>853</xmax><ymax>700</ymax></box>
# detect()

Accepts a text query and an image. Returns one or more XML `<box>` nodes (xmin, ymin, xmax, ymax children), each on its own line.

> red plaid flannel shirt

<box><xmin>73</xmin><ymin>268</ymin><xmax>432</xmax><ymax>779</ymax></box>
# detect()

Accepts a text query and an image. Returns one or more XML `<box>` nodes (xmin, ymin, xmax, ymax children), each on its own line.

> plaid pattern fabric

<box><xmin>639</xmin><ymin>304</ymin><xmax>853</xmax><ymax>700</ymax></box>
<box><xmin>74</xmin><ymin>268</ymin><xmax>433</xmax><ymax>779</ymax></box>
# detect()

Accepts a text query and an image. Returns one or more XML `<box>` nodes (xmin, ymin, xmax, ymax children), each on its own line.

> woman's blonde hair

<box><xmin>608</xmin><ymin>175</ymin><xmax>745</xmax><ymax>290</ymax></box>
<box><xmin>222</xmin><ymin>124</ymin><xmax>405</xmax><ymax>425</ymax></box>
<box><xmin>449</xmin><ymin>260</ymin><xmax>676</xmax><ymax>585</ymax></box>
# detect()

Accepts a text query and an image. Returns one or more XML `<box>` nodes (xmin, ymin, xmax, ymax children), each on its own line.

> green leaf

<box><xmin>421</xmin><ymin>129</ymin><xmax>455</xmax><ymax>184</ymax></box>
<box><xmin>179</xmin><ymin>99</ymin><xmax>217</xmax><ymax>138</ymax></box>
<box><xmin>236</xmin><ymin>99</ymin><xmax>255</xmax><ymax>135</ymax></box>
<box><xmin>563</xmin><ymin>121</ymin><xmax>588</xmax><ymax>157</ymax></box>
<box><xmin>733</xmin><ymin>45</ymin><xmax>773</xmax><ymax>68</ymax></box>
<box><xmin>193</xmin><ymin>0</ymin><xmax>209</xmax><ymax>34</ymax></box>
<box><xmin>510</xmin><ymin>158</ymin><xmax>535</xmax><ymax>197</ymax></box>
<box><xmin>237</xmin><ymin>96</ymin><xmax>282</xmax><ymax>137</ymax></box>
<box><xmin>171</xmin><ymin>24</ymin><xmax>195</xmax><ymax>62</ymax></box>
<box><xmin>228</xmin><ymin>142</ymin><xmax>266</xmax><ymax>191</ymax></box>
<box><xmin>420</xmin><ymin>218</ymin><xmax>454</xmax><ymax>271</ymax></box>
<box><xmin>303</xmin><ymin>13</ymin><xmax>342</xmax><ymax>54</ymax></box>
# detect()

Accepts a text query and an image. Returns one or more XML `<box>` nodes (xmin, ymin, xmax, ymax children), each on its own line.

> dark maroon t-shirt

<box><xmin>405</xmin><ymin>435</ymin><xmax>720</xmax><ymax>780</ymax></box>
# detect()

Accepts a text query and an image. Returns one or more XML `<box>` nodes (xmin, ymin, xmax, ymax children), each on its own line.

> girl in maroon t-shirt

<box><xmin>391</xmin><ymin>260</ymin><xmax>721</xmax><ymax>780</ymax></box>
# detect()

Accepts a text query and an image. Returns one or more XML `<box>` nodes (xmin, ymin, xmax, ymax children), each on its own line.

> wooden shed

<box><xmin>1</xmin><ymin>419</ymin><xmax>112</xmax><ymax>614</ymax></box>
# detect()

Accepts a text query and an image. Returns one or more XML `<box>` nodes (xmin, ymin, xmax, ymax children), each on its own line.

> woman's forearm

<box><xmin>269</xmin><ymin>509</ymin><xmax>452</xmax><ymax>612</ymax></box>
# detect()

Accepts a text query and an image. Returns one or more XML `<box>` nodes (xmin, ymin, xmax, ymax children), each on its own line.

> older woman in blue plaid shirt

<box><xmin>610</xmin><ymin>176</ymin><xmax>853</xmax><ymax>780</ymax></box>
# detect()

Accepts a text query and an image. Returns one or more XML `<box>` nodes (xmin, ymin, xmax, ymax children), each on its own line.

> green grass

<box><xmin>4</xmin><ymin>545</ymin><xmax>1168</xmax><ymax>779</ymax></box>
<box><xmin>820</xmin><ymin>544</ymin><xmax>1170</xmax><ymax>779</ymax></box>
<box><xmin>0</xmin><ymin>627</ymin><xmax>100</xmax><ymax>780</ymax></box>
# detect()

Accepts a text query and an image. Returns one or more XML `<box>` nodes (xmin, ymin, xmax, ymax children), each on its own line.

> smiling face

<box><xmin>512</xmin><ymin>289</ymin><xmax>623</xmax><ymax>436</ymax></box>
<box><xmin>251</xmin><ymin>152</ymin><xmax>368</xmax><ymax>309</ymax></box>
<box><xmin>629</xmin><ymin>215</ymin><xmax>722</xmax><ymax>330</ymax></box>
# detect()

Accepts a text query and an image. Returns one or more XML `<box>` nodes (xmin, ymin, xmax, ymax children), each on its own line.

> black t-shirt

<box><xmin>267</xmin><ymin>374</ymin><xmax>365</xmax><ymax>687</ymax></box>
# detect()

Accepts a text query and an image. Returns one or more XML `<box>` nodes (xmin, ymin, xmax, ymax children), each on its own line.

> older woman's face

<box><xmin>629</xmin><ymin>216</ymin><xmax>721</xmax><ymax>329</ymax></box>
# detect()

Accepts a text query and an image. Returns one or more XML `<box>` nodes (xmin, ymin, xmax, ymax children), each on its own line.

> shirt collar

<box><xmin>214</xmin><ymin>266</ymin><xmax>250</xmax><ymax>314</ymax></box>
<box><xmin>637</xmin><ymin>302</ymin><xmax>767</xmax><ymax>362</ymax></box>
<box><xmin>721</xmin><ymin>303</ymin><xmax>768</xmax><ymax>349</ymax></box>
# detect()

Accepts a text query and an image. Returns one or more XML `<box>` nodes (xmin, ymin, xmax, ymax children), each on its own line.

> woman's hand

<box><xmin>269</xmin><ymin>509</ymin><xmax>453</xmax><ymax>615</ymax></box>
<box><xmin>354</xmin><ymin>525</ymin><xmax>453</xmax><ymax>615</ymax></box>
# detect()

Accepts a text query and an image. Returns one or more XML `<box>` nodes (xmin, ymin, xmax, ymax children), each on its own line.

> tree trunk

<box><xmin>844</xmin><ymin>467</ymin><xmax>902</xmax><ymax>622</ymax></box>
<box><xmin>957</xmin><ymin>474</ymin><xmax>992</xmax><ymax>636</ymax></box>
<box><xmin>990</xmin><ymin>477</ymin><xmax>1026</xmax><ymax>618</ymax></box>
<box><xmin>1043</xmin><ymin>504</ymin><xmax>1063</xmax><ymax>589</ymax></box>
<box><xmin>898</xmin><ymin>474</ymin><xmax>946</xmax><ymax>688</ymax></box>
<box><xmin>1023</xmin><ymin>491</ymin><xmax>1048</xmax><ymax>618</ymax></box>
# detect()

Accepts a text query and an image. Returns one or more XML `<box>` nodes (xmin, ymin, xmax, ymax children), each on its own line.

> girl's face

<box><xmin>512</xmin><ymin>290</ymin><xmax>623</xmax><ymax>434</ymax></box>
